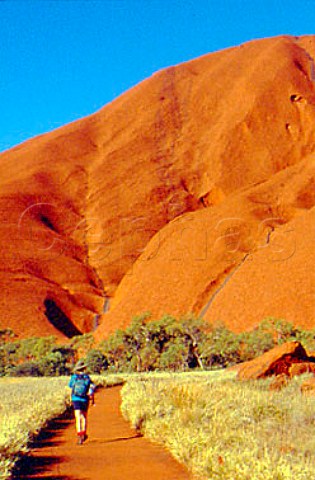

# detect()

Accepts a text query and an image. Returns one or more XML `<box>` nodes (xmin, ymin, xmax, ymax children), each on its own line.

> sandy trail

<box><xmin>15</xmin><ymin>386</ymin><xmax>191</xmax><ymax>480</ymax></box>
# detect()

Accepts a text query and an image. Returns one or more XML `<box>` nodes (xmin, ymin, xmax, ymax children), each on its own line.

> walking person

<box><xmin>68</xmin><ymin>359</ymin><xmax>95</xmax><ymax>445</ymax></box>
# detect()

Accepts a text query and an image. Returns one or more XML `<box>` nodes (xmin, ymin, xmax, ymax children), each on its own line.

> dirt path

<box><xmin>15</xmin><ymin>386</ymin><xmax>192</xmax><ymax>480</ymax></box>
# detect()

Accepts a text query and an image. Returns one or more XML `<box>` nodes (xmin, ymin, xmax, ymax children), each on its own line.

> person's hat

<box><xmin>73</xmin><ymin>359</ymin><xmax>87</xmax><ymax>372</ymax></box>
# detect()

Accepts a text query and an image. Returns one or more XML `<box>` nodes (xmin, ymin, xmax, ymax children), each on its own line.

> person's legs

<box><xmin>73</xmin><ymin>403</ymin><xmax>89</xmax><ymax>444</ymax></box>
<box><xmin>81</xmin><ymin>410</ymin><xmax>88</xmax><ymax>436</ymax></box>
<box><xmin>74</xmin><ymin>409</ymin><xmax>82</xmax><ymax>433</ymax></box>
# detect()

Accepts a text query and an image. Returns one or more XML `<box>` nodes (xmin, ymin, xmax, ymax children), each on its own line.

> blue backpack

<box><xmin>72</xmin><ymin>374</ymin><xmax>90</xmax><ymax>398</ymax></box>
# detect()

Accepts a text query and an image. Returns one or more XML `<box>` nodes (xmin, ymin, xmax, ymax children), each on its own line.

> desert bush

<box><xmin>85</xmin><ymin>348</ymin><xmax>108</xmax><ymax>373</ymax></box>
<box><xmin>69</xmin><ymin>333</ymin><xmax>95</xmax><ymax>357</ymax></box>
<box><xmin>99</xmin><ymin>313</ymin><xmax>214</xmax><ymax>372</ymax></box>
<box><xmin>11</xmin><ymin>361</ymin><xmax>43</xmax><ymax>377</ymax></box>
<box><xmin>99</xmin><ymin>314</ymin><xmax>315</xmax><ymax>373</ymax></box>
<box><xmin>0</xmin><ymin>336</ymin><xmax>75</xmax><ymax>377</ymax></box>
<box><xmin>203</xmin><ymin>323</ymin><xmax>243</xmax><ymax>367</ymax></box>
<box><xmin>38</xmin><ymin>350</ymin><xmax>70</xmax><ymax>376</ymax></box>
<box><xmin>1</xmin><ymin>317</ymin><xmax>315</xmax><ymax>377</ymax></box>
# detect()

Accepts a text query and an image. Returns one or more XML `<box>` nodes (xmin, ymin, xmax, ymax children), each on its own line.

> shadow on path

<box><xmin>88</xmin><ymin>433</ymin><xmax>142</xmax><ymax>444</ymax></box>
<box><xmin>14</xmin><ymin>456</ymin><xmax>72</xmax><ymax>480</ymax></box>
<box><xmin>13</xmin><ymin>410</ymin><xmax>77</xmax><ymax>480</ymax></box>
<box><xmin>12</xmin><ymin>387</ymin><xmax>191</xmax><ymax>480</ymax></box>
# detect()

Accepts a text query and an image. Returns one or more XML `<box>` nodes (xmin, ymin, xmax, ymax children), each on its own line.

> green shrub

<box><xmin>38</xmin><ymin>351</ymin><xmax>70</xmax><ymax>376</ymax></box>
<box><xmin>1</xmin><ymin>317</ymin><xmax>315</xmax><ymax>376</ymax></box>
<box><xmin>85</xmin><ymin>349</ymin><xmax>108</xmax><ymax>373</ymax></box>
<box><xmin>11</xmin><ymin>361</ymin><xmax>43</xmax><ymax>377</ymax></box>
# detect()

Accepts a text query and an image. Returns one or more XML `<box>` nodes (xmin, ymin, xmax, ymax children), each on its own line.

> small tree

<box><xmin>159</xmin><ymin>339</ymin><xmax>189</xmax><ymax>371</ymax></box>
<box><xmin>239</xmin><ymin>326</ymin><xmax>275</xmax><ymax>362</ymax></box>
<box><xmin>39</xmin><ymin>351</ymin><xmax>70</xmax><ymax>376</ymax></box>
<box><xmin>100</xmin><ymin>329</ymin><xmax>129</xmax><ymax>371</ymax></box>
<box><xmin>18</xmin><ymin>336</ymin><xmax>57</xmax><ymax>362</ymax></box>
<box><xmin>123</xmin><ymin>313</ymin><xmax>151</xmax><ymax>372</ymax></box>
<box><xmin>85</xmin><ymin>349</ymin><xmax>108</xmax><ymax>373</ymax></box>
<box><xmin>167</xmin><ymin>315</ymin><xmax>210</xmax><ymax>369</ymax></box>
<box><xmin>204</xmin><ymin>323</ymin><xmax>242</xmax><ymax>368</ymax></box>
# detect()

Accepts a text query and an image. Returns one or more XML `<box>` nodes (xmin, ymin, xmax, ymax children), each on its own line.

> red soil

<box><xmin>1</xmin><ymin>34</ymin><xmax>315</xmax><ymax>339</ymax></box>
<box><xmin>15</xmin><ymin>387</ymin><xmax>191</xmax><ymax>480</ymax></box>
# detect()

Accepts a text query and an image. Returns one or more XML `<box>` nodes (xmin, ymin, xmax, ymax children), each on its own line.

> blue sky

<box><xmin>1</xmin><ymin>0</ymin><xmax>315</xmax><ymax>152</ymax></box>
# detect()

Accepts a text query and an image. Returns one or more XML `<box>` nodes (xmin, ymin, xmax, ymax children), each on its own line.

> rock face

<box><xmin>237</xmin><ymin>342</ymin><xmax>309</xmax><ymax>380</ymax></box>
<box><xmin>0</xmin><ymin>35</ymin><xmax>315</xmax><ymax>339</ymax></box>
<box><xmin>289</xmin><ymin>362</ymin><xmax>315</xmax><ymax>377</ymax></box>
<box><xmin>300</xmin><ymin>377</ymin><xmax>315</xmax><ymax>395</ymax></box>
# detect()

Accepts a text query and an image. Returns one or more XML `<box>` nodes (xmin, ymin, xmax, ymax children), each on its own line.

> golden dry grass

<box><xmin>0</xmin><ymin>377</ymin><xmax>69</xmax><ymax>479</ymax></box>
<box><xmin>0</xmin><ymin>374</ymin><xmax>125</xmax><ymax>479</ymax></box>
<box><xmin>121</xmin><ymin>371</ymin><xmax>315</xmax><ymax>479</ymax></box>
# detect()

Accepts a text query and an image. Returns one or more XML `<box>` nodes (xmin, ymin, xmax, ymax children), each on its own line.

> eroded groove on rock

<box><xmin>199</xmin><ymin>254</ymin><xmax>250</xmax><ymax>318</ymax></box>
<box><xmin>199</xmin><ymin>224</ymin><xmax>277</xmax><ymax>319</ymax></box>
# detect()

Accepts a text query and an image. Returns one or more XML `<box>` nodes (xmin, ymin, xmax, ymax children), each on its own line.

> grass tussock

<box><xmin>121</xmin><ymin>371</ymin><xmax>315</xmax><ymax>480</ymax></box>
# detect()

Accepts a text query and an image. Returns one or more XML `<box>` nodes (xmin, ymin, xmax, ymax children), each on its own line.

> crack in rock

<box><xmin>199</xmin><ymin>226</ymin><xmax>275</xmax><ymax>318</ymax></box>
<box><xmin>199</xmin><ymin>253</ymin><xmax>250</xmax><ymax>318</ymax></box>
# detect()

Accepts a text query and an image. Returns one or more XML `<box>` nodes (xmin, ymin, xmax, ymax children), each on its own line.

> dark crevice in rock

<box><xmin>39</xmin><ymin>214</ymin><xmax>58</xmax><ymax>232</ymax></box>
<box><xmin>265</xmin><ymin>226</ymin><xmax>274</xmax><ymax>244</ymax></box>
<box><xmin>44</xmin><ymin>298</ymin><xmax>82</xmax><ymax>338</ymax></box>
<box><xmin>294</xmin><ymin>59</ymin><xmax>307</xmax><ymax>75</ymax></box>
<box><xmin>290</xmin><ymin>94</ymin><xmax>304</xmax><ymax>103</ymax></box>
<box><xmin>199</xmin><ymin>197</ymin><xmax>207</xmax><ymax>208</ymax></box>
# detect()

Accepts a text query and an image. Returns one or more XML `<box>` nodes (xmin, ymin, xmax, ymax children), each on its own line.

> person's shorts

<box><xmin>72</xmin><ymin>400</ymin><xmax>89</xmax><ymax>411</ymax></box>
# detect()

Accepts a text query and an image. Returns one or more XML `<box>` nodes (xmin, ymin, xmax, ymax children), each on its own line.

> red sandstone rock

<box><xmin>0</xmin><ymin>35</ymin><xmax>315</xmax><ymax>339</ymax></box>
<box><xmin>289</xmin><ymin>362</ymin><xmax>315</xmax><ymax>377</ymax></box>
<box><xmin>300</xmin><ymin>377</ymin><xmax>315</xmax><ymax>395</ymax></box>
<box><xmin>97</xmin><ymin>157</ymin><xmax>315</xmax><ymax>335</ymax></box>
<box><xmin>269</xmin><ymin>373</ymin><xmax>289</xmax><ymax>390</ymax></box>
<box><xmin>236</xmin><ymin>342</ymin><xmax>308</xmax><ymax>380</ymax></box>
